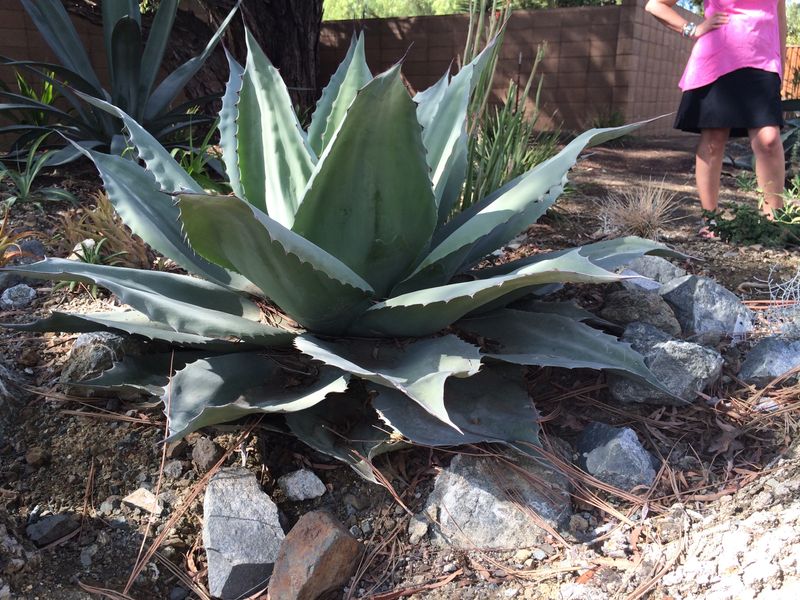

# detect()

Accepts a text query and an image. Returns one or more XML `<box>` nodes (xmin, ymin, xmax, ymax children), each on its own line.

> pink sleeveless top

<box><xmin>679</xmin><ymin>0</ymin><xmax>782</xmax><ymax>91</ymax></box>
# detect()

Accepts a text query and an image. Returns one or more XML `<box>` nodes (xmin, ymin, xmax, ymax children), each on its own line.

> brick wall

<box><xmin>0</xmin><ymin>6</ymin><xmax>107</xmax><ymax>93</ymax></box>
<box><xmin>1</xmin><ymin>1</ymin><xmax>698</xmax><ymax>136</ymax></box>
<box><xmin>320</xmin><ymin>0</ymin><xmax>697</xmax><ymax>135</ymax></box>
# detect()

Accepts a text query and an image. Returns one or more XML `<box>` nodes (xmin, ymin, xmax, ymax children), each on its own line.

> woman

<box><xmin>645</xmin><ymin>0</ymin><xmax>787</xmax><ymax>231</ymax></box>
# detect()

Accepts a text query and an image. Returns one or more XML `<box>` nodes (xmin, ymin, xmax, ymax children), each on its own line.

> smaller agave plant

<box><xmin>2</xmin><ymin>32</ymin><xmax>681</xmax><ymax>481</ymax></box>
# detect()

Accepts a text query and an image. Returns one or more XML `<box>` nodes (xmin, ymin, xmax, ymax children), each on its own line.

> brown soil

<box><xmin>1</xmin><ymin>137</ymin><xmax>798</xmax><ymax>600</ymax></box>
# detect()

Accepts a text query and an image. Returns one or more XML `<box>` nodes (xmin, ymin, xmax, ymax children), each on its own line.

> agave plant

<box><xmin>0</xmin><ymin>0</ymin><xmax>238</xmax><ymax>161</ymax></box>
<box><xmin>2</xmin><ymin>32</ymin><xmax>680</xmax><ymax>481</ymax></box>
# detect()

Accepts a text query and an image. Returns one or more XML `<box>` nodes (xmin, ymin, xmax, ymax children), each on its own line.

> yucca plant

<box><xmin>1</xmin><ymin>32</ymin><xmax>681</xmax><ymax>481</ymax></box>
<box><xmin>0</xmin><ymin>0</ymin><xmax>238</xmax><ymax>162</ymax></box>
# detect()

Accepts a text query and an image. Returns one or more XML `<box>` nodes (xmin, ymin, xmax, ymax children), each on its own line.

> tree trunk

<box><xmin>191</xmin><ymin>0</ymin><xmax>324</xmax><ymax>111</ymax></box>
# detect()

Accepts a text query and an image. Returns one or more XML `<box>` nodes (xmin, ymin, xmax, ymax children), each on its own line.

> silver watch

<box><xmin>682</xmin><ymin>22</ymin><xmax>698</xmax><ymax>38</ymax></box>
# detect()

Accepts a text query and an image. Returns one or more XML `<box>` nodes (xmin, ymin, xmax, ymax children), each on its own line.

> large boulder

<box><xmin>739</xmin><ymin>337</ymin><xmax>800</xmax><ymax>386</ymax></box>
<box><xmin>422</xmin><ymin>452</ymin><xmax>571</xmax><ymax>550</ymax></box>
<box><xmin>203</xmin><ymin>468</ymin><xmax>284</xmax><ymax>600</ymax></box>
<box><xmin>577</xmin><ymin>423</ymin><xmax>656</xmax><ymax>490</ymax></box>
<box><xmin>609</xmin><ymin>322</ymin><xmax>724</xmax><ymax>406</ymax></box>
<box><xmin>659</xmin><ymin>275</ymin><xmax>753</xmax><ymax>343</ymax></box>
<box><xmin>600</xmin><ymin>288</ymin><xmax>681</xmax><ymax>336</ymax></box>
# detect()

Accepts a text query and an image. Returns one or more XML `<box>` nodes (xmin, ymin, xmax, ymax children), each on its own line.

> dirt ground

<box><xmin>1</xmin><ymin>135</ymin><xmax>799</xmax><ymax>600</ymax></box>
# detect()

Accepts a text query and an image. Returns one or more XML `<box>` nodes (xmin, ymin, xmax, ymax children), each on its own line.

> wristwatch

<box><xmin>682</xmin><ymin>22</ymin><xmax>698</xmax><ymax>38</ymax></box>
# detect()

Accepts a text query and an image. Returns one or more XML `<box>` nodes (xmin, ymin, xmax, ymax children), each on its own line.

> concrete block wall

<box><xmin>0</xmin><ymin>1</ymin><xmax>701</xmax><ymax>136</ymax></box>
<box><xmin>320</xmin><ymin>0</ymin><xmax>697</xmax><ymax>135</ymax></box>
<box><xmin>0</xmin><ymin>7</ymin><xmax>107</xmax><ymax>94</ymax></box>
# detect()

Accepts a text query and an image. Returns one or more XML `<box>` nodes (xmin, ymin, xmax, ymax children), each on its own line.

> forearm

<box><xmin>645</xmin><ymin>0</ymin><xmax>695</xmax><ymax>34</ymax></box>
<box><xmin>779</xmin><ymin>0</ymin><xmax>787</xmax><ymax>69</ymax></box>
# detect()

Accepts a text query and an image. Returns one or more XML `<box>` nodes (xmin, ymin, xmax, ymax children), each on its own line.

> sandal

<box><xmin>697</xmin><ymin>218</ymin><xmax>719</xmax><ymax>240</ymax></box>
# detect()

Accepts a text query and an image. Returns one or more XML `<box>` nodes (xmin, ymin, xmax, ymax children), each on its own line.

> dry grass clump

<box><xmin>57</xmin><ymin>191</ymin><xmax>151</xmax><ymax>268</ymax></box>
<box><xmin>596</xmin><ymin>179</ymin><xmax>679</xmax><ymax>241</ymax></box>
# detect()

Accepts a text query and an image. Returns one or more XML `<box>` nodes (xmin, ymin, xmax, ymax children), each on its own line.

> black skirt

<box><xmin>674</xmin><ymin>67</ymin><xmax>784</xmax><ymax>138</ymax></box>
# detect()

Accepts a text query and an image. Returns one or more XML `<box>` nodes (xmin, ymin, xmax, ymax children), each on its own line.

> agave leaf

<box><xmin>396</xmin><ymin>122</ymin><xmax>651</xmax><ymax>294</ymax></box>
<box><xmin>145</xmin><ymin>0</ymin><xmax>240</xmax><ymax>119</ymax></box>
<box><xmin>178</xmin><ymin>193</ymin><xmax>374</xmax><ymax>334</ymax></box>
<box><xmin>418</xmin><ymin>40</ymin><xmax>496</xmax><ymax>212</ymax></box>
<box><xmin>508</xmin><ymin>300</ymin><xmax>615</xmax><ymax>328</ymax></box>
<box><xmin>293</xmin><ymin>65</ymin><xmax>437</xmax><ymax>297</ymax></box>
<box><xmin>458</xmin><ymin>309</ymin><xmax>677</xmax><ymax>397</ymax></box>
<box><xmin>286</xmin><ymin>389</ymin><xmax>403</xmax><ymax>484</ymax></box>
<box><xmin>372</xmin><ymin>367</ymin><xmax>539</xmax><ymax>448</ymax></box>
<box><xmin>476</xmin><ymin>236</ymin><xmax>685</xmax><ymax>279</ymax></box>
<box><xmin>219</xmin><ymin>49</ymin><xmax>245</xmax><ymax>198</ymax></box>
<box><xmin>80</xmin><ymin>351</ymin><xmax>205</xmax><ymax>397</ymax></box>
<box><xmin>78</xmin><ymin>94</ymin><xmax>202</xmax><ymax>194</ymax></box>
<box><xmin>4</xmin><ymin>311</ymin><xmax>251</xmax><ymax>350</ymax></box>
<box><xmin>109</xmin><ymin>17</ymin><xmax>142</xmax><ymax>116</ymax></box>
<box><xmin>80</xmin><ymin>147</ymin><xmax>254</xmax><ymax>292</ymax></box>
<box><xmin>351</xmin><ymin>249</ymin><xmax>625</xmax><ymax>337</ymax></box>
<box><xmin>20</xmin><ymin>0</ymin><xmax>104</xmax><ymax>92</ymax></box>
<box><xmin>2</xmin><ymin>259</ymin><xmax>291</xmax><ymax>345</ymax></box>
<box><xmin>165</xmin><ymin>353</ymin><xmax>349</xmax><ymax>440</ymax></box>
<box><xmin>294</xmin><ymin>334</ymin><xmax>482</xmax><ymax>431</ymax></box>
<box><xmin>414</xmin><ymin>71</ymin><xmax>450</xmax><ymax>132</ymax></box>
<box><xmin>236</xmin><ymin>29</ymin><xmax>315</xmax><ymax>225</ymax></box>
<box><xmin>307</xmin><ymin>33</ymin><xmax>371</xmax><ymax>156</ymax></box>
<box><xmin>138</xmin><ymin>0</ymin><xmax>179</xmax><ymax>117</ymax></box>
<box><xmin>102</xmin><ymin>0</ymin><xmax>140</xmax><ymax>62</ymax></box>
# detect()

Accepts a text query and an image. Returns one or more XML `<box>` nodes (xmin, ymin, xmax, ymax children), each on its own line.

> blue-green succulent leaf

<box><xmin>178</xmin><ymin>193</ymin><xmax>374</xmax><ymax>334</ymax></box>
<box><xmin>166</xmin><ymin>353</ymin><xmax>349</xmax><ymax>440</ymax></box>
<box><xmin>218</xmin><ymin>49</ymin><xmax>245</xmax><ymax>198</ymax></box>
<box><xmin>308</xmin><ymin>33</ymin><xmax>372</xmax><ymax>156</ymax></box>
<box><xmin>458</xmin><ymin>309</ymin><xmax>678</xmax><ymax>398</ymax></box>
<box><xmin>1</xmin><ymin>259</ymin><xmax>290</xmax><ymax>344</ymax></box>
<box><xmin>295</xmin><ymin>334</ymin><xmax>482</xmax><ymax>431</ymax></box>
<box><xmin>373</xmin><ymin>367</ymin><xmax>539</xmax><ymax>448</ymax></box>
<box><xmin>293</xmin><ymin>65</ymin><xmax>437</xmax><ymax>297</ymax></box>
<box><xmin>396</xmin><ymin>122</ymin><xmax>652</xmax><ymax>294</ymax></box>
<box><xmin>351</xmin><ymin>249</ymin><xmax>626</xmax><ymax>337</ymax></box>
<box><xmin>236</xmin><ymin>29</ymin><xmax>315</xmax><ymax>225</ymax></box>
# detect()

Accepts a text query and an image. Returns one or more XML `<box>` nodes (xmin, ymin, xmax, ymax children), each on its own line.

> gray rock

<box><xmin>15</xmin><ymin>239</ymin><xmax>46</xmax><ymax>262</ymax></box>
<box><xmin>577</xmin><ymin>423</ymin><xmax>656</xmax><ymax>490</ymax></box>
<box><xmin>59</xmin><ymin>332</ymin><xmax>141</xmax><ymax>394</ymax></box>
<box><xmin>0</xmin><ymin>272</ymin><xmax>21</xmax><ymax>292</ymax></box>
<box><xmin>600</xmin><ymin>288</ymin><xmax>681</xmax><ymax>336</ymax></box>
<box><xmin>163</xmin><ymin>460</ymin><xmax>184</xmax><ymax>479</ymax></box>
<box><xmin>423</xmin><ymin>452</ymin><xmax>571</xmax><ymax>550</ymax></box>
<box><xmin>0</xmin><ymin>284</ymin><xmax>35</xmax><ymax>310</ymax></box>
<box><xmin>1</xmin><ymin>359</ymin><xmax>28</xmax><ymax>425</ymax></box>
<box><xmin>122</xmin><ymin>488</ymin><xmax>163</xmax><ymax>515</ymax></box>
<box><xmin>277</xmin><ymin>469</ymin><xmax>326</xmax><ymax>501</ymax></box>
<box><xmin>626</xmin><ymin>255</ymin><xmax>687</xmax><ymax>285</ymax></box>
<box><xmin>660</xmin><ymin>275</ymin><xmax>753</xmax><ymax>343</ymax></box>
<box><xmin>26</xmin><ymin>514</ymin><xmax>79</xmax><ymax>547</ymax></box>
<box><xmin>408</xmin><ymin>516</ymin><xmax>429</xmax><ymax>545</ymax></box>
<box><xmin>192</xmin><ymin>437</ymin><xmax>222</xmax><ymax>473</ymax></box>
<box><xmin>98</xmin><ymin>495</ymin><xmax>121</xmax><ymax>515</ymax></box>
<box><xmin>609</xmin><ymin>322</ymin><xmax>724</xmax><ymax>406</ymax></box>
<box><xmin>169</xmin><ymin>587</ymin><xmax>189</xmax><ymax>600</ymax></box>
<box><xmin>739</xmin><ymin>337</ymin><xmax>800</xmax><ymax>386</ymax></box>
<box><xmin>203</xmin><ymin>467</ymin><xmax>284</xmax><ymax>599</ymax></box>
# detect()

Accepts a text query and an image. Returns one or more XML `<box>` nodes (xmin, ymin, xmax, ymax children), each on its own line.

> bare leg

<box><xmin>695</xmin><ymin>128</ymin><xmax>730</xmax><ymax>212</ymax></box>
<box><xmin>748</xmin><ymin>125</ymin><xmax>785</xmax><ymax>217</ymax></box>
